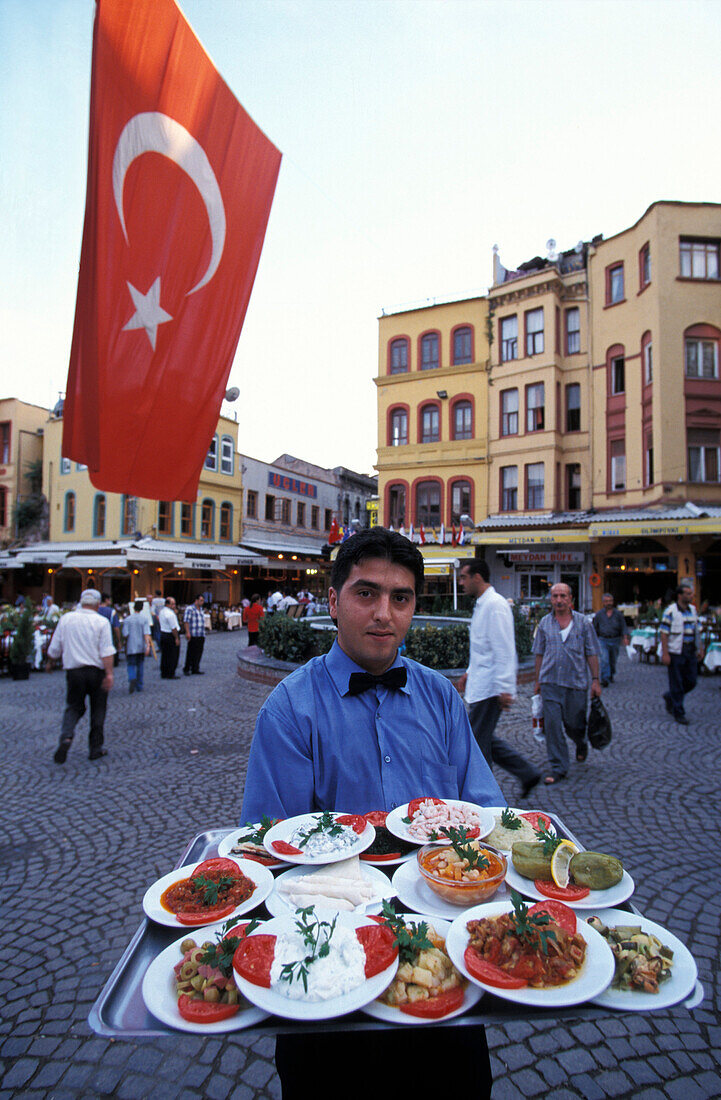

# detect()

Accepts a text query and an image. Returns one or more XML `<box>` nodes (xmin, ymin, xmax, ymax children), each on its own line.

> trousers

<box><xmin>126</xmin><ymin>652</ymin><xmax>145</xmax><ymax>690</ymax></box>
<box><xmin>184</xmin><ymin>635</ymin><xmax>204</xmax><ymax>674</ymax></box>
<box><xmin>598</xmin><ymin>637</ymin><xmax>621</xmax><ymax>683</ymax></box>
<box><xmin>540</xmin><ymin>683</ymin><xmax>587</xmax><ymax>778</ymax></box>
<box><xmin>468</xmin><ymin>697</ymin><xmax>538</xmax><ymax>787</ymax></box>
<box><xmin>59</xmin><ymin>666</ymin><xmax>108</xmax><ymax>753</ymax></box>
<box><xmin>160</xmin><ymin>633</ymin><xmax>179</xmax><ymax>678</ymax></box>
<box><xmin>667</xmin><ymin>643</ymin><xmax>698</xmax><ymax>716</ymax></box>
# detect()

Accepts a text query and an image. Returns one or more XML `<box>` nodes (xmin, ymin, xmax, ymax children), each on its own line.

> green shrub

<box><xmin>9</xmin><ymin>601</ymin><xmax>35</xmax><ymax>665</ymax></box>
<box><xmin>257</xmin><ymin>616</ymin><xmax>316</xmax><ymax>662</ymax></box>
<box><xmin>512</xmin><ymin>604</ymin><xmax>534</xmax><ymax>659</ymax></box>
<box><xmin>404</xmin><ymin>624</ymin><xmax>469</xmax><ymax>670</ymax></box>
<box><xmin>313</xmin><ymin>627</ymin><xmax>337</xmax><ymax>655</ymax></box>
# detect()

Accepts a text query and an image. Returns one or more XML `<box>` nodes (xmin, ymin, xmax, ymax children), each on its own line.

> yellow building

<box><xmin>0</xmin><ymin>398</ymin><xmax>48</xmax><ymax>546</ymax></box>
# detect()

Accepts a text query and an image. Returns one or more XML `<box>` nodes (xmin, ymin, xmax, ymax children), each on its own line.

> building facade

<box><xmin>0</xmin><ymin>398</ymin><xmax>48</xmax><ymax>546</ymax></box>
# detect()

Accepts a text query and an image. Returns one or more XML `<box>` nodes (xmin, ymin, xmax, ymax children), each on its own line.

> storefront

<box><xmin>472</xmin><ymin>526</ymin><xmax>592</xmax><ymax>610</ymax></box>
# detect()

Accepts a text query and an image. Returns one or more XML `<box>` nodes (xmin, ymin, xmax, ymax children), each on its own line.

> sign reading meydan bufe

<box><xmin>268</xmin><ymin>471</ymin><xmax>318</xmax><ymax>498</ymax></box>
<box><xmin>507</xmin><ymin>550</ymin><xmax>585</xmax><ymax>564</ymax></box>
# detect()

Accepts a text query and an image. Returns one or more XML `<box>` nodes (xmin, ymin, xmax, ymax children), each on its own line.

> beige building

<box><xmin>0</xmin><ymin>398</ymin><xmax>48</xmax><ymax>545</ymax></box>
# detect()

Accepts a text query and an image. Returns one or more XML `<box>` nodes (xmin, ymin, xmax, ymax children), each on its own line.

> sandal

<box><xmin>543</xmin><ymin>774</ymin><xmax>562</xmax><ymax>785</ymax></box>
<box><xmin>576</xmin><ymin>742</ymin><xmax>589</xmax><ymax>763</ymax></box>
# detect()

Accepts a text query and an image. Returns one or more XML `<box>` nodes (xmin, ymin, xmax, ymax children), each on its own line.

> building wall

<box><xmin>0</xmin><ymin>398</ymin><xmax>48</xmax><ymax>543</ymax></box>
<box><xmin>239</xmin><ymin>453</ymin><xmax>338</xmax><ymax>545</ymax></box>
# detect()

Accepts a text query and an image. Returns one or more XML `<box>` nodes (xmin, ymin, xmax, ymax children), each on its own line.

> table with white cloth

<box><xmin>703</xmin><ymin>642</ymin><xmax>721</xmax><ymax>671</ymax></box>
<box><xmin>203</xmin><ymin>613</ymin><xmax>211</xmax><ymax>632</ymax></box>
<box><xmin>225</xmin><ymin>612</ymin><xmax>243</xmax><ymax>631</ymax></box>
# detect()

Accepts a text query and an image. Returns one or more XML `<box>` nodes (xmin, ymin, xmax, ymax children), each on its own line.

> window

<box><xmin>280</xmin><ymin>498</ymin><xmax>291</xmax><ymax>524</ymax></box>
<box><xmin>390</xmin><ymin>408</ymin><xmax>408</xmax><ymax>446</ymax></box>
<box><xmin>205</xmin><ymin>435</ymin><xmax>218</xmax><ymax>471</ymax></box>
<box><xmin>607</xmin><ymin>263</ymin><xmax>625</xmax><ymax>304</ymax></box>
<box><xmin>500</xmin><ymin>315</ymin><xmax>518</xmax><ymax>362</ymax></box>
<box><xmin>121</xmin><ymin>495</ymin><xmax>135</xmax><ymax>536</ymax></box>
<box><xmin>451</xmin><ymin>481</ymin><xmax>471</xmax><ymax>525</ymax></box>
<box><xmin>525</xmin><ymin>308</ymin><xmax>544</xmax><ymax>356</ymax></box>
<box><xmin>93</xmin><ymin>494</ymin><xmax>106</xmax><ymax>537</ymax></box>
<box><xmin>324</xmin><ymin>508</ymin><xmax>333</xmax><ymax>530</ymax></box>
<box><xmin>60</xmin><ymin>457</ymin><xmax>71</xmax><ymax>474</ymax></box>
<box><xmin>265</xmin><ymin>494</ymin><xmax>276</xmax><ymax>521</ymax></box>
<box><xmin>0</xmin><ymin>486</ymin><xmax>6</xmax><ymax>528</ymax></box>
<box><xmin>311</xmin><ymin>505</ymin><xmax>319</xmax><ymax>529</ymax></box>
<box><xmin>611</xmin><ymin>356</ymin><xmax>625</xmax><ymax>394</ymax></box>
<box><xmin>181</xmin><ymin>503</ymin><xmax>193</xmax><ymax>536</ymax></box>
<box><xmin>220</xmin><ymin>502</ymin><xmax>232</xmax><ymax>541</ymax></box>
<box><xmin>201</xmin><ymin>499</ymin><xmax>214</xmax><ymax>539</ymax></box>
<box><xmin>0</xmin><ymin>422</ymin><xmax>9</xmax><ymax>464</ymax></box>
<box><xmin>566</xmin><ymin>383</ymin><xmax>581</xmax><ymax>432</ymax></box>
<box><xmin>526</xmin><ymin>463</ymin><xmax>544</xmax><ymax>510</ymax></box>
<box><xmin>610</xmin><ymin>440</ymin><xmax>626</xmax><ymax>491</ymax></box>
<box><xmin>645</xmin><ymin>434</ymin><xmax>654</xmax><ymax>486</ymax></box>
<box><xmin>220</xmin><ymin>437</ymin><xmax>233</xmax><ymax>475</ymax></box>
<box><xmin>639</xmin><ymin>243</ymin><xmax>651</xmax><ymax>289</ymax></box>
<box><xmin>297</xmin><ymin>501</ymin><xmax>306</xmax><ymax>527</ymax></box>
<box><xmin>501</xmin><ymin>389</ymin><xmax>518</xmax><ymax>436</ymax></box>
<box><xmin>526</xmin><ymin>383</ymin><xmax>545</xmax><ymax>432</ymax></box>
<box><xmin>388</xmin><ymin>485</ymin><xmax>406</xmax><ymax>528</ymax></box>
<box><xmin>452</xmin><ymin>400</ymin><xmax>472</xmax><ymax>440</ymax></box>
<box><xmin>686</xmin><ymin>337</ymin><xmax>718</xmax><ymax>379</ymax></box>
<box><xmin>420</xmin><ymin>404</ymin><xmax>439</xmax><ymax>443</ymax></box>
<box><xmin>158</xmin><ymin>500</ymin><xmax>172</xmax><ymax>535</ymax></box>
<box><xmin>416</xmin><ymin>482</ymin><xmax>440</xmax><ymax>526</ymax></box>
<box><xmin>390</xmin><ymin>337</ymin><xmax>409</xmax><ymax>374</ymax></box>
<box><xmin>246</xmin><ymin>490</ymin><xmax>257</xmax><ymax>518</ymax></box>
<box><xmin>680</xmin><ymin>238</ymin><xmax>719</xmax><ymax>280</ymax></box>
<box><xmin>64</xmin><ymin>492</ymin><xmax>75</xmax><ymax>532</ymax></box>
<box><xmin>688</xmin><ymin>429</ymin><xmax>720</xmax><ymax>482</ymax></box>
<box><xmin>453</xmin><ymin>326</ymin><xmax>472</xmax><ymax>364</ymax></box>
<box><xmin>643</xmin><ymin>335</ymin><xmax>653</xmax><ymax>384</ymax></box>
<box><xmin>501</xmin><ymin>467</ymin><xmax>518</xmax><ymax>511</ymax></box>
<box><xmin>420</xmin><ymin>332</ymin><xmax>439</xmax><ymax>370</ymax></box>
<box><xmin>565</xmin><ymin>308</ymin><xmax>580</xmax><ymax>355</ymax></box>
<box><xmin>566</xmin><ymin>464</ymin><xmax>581</xmax><ymax>510</ymax></box>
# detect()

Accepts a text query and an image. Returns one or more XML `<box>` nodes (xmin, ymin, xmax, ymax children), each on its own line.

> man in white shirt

<box><xmin>266</xmin><ymin>588</ymin><xmax>283</xmax><ymax>613</ymax></box>
<box><xmin>278</xmin><ymin>591</ymin><xmax>299</xmax><ymax>613</ymax></box>
<box><xmin>457</xmin><ymin>560</ymin><xmax>540</xmax><ymax>799</ymax></box>
<box><xmin>158</xmin><ymin>597</ymin><xmax>181</xmax><ymax>679</ymax></box>
<box><xmin>46</xmin><ymin>588</ymin><xmax>116</xmax><ymax>764</ymax></box>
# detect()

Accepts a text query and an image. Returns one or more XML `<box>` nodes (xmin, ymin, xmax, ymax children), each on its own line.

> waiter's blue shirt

<box><xmin>240</xmin><ymin>641</ymin><xmax>504</xmax><ymax>821</ymax></box>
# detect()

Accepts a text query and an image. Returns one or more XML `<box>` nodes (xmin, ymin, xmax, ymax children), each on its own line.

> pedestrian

<box><xmin>243</xmin><ymin>593</ymin><xmax>265</xmax><ymax>647</ymax></box>
<box><xmin>150</xmin><ymin>589</ymin><xmax>164</xmax><ymax>646</ymax></box>
<box><xmin>122</xmin><ymin>599</ymin><xmax>151</xmax><ymax>693</ymax></box>
<box><xmin>98</xmin><ymin>593</ymin><xmax>122</xmax><ymax>665</ymax></box>
<box><xmin>532</xmin><ymin>582</ymin><xmax>602</xmax><ymax>785</ymax></box>
<box><xmin>278</xmin><ymin>590</ymin><xmax>298</xmax><ymax>613</ymax></box>
<box><xmin>46</xmin><ymin>588</ymin><xmax>115</xmax><ymax>763</ymax></box>
<box><xmin>457</xmin><ymin>560</ymin><xmax>540</xmax><ymax>799</ymax></box>
<box><xmin>593</xmin><ymin>593</ymin><xmax>630</xmax><ymax>686</ymax></box>
<box><xmin>660</xmin><ymin>582</ymin><xmax>704</xmax><ymax>726</ymax></box>
<box><xmin>183</xmin><ymin>593</ymin><xmax>206</xmax><ymax>675</ymax></box>
<box><xmin>159</xmin><ymin>596</ymin><xmax>181</xmax><ymax>678</ymax></box>
<box><xmin>266</xmin><ymin>587</ymin><xmax>283</xmax><ymax>613</ymax></box>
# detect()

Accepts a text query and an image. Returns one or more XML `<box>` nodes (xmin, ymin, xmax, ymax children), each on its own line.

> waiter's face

<box><xmin>329</xmin><ymin>557</ymin><xmax>416</xmax><ymax>674</ymax></box>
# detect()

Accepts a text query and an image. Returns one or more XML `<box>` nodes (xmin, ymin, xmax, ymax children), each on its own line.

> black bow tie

<box><xmin>347</xmin><ymin>666</ymin><xmax>408</xmax><ymax>696</ymax></box>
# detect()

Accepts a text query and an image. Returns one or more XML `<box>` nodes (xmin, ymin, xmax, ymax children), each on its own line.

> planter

<box><xmin>10</xmin><ymin>663</ymin><xmax>30</xmax><ymax>681</ymax></box>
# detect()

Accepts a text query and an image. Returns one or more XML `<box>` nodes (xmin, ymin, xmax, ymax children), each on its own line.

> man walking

<box><xmin>98</xmin><ymin>593</ymin><xmax>121</xmax><ymax>666</ymax></box>
<box><xmin>46</xmin><ymin>588</ymin><xmax>115</xmax><ymax>763</ymax></box>
<box><xmin>660</xmin><ymin>582</ymin><xmax>704</xmax><ymax>725</ymax></box>
<box><xmin>457</xmin><ymin>560</ymin><xmax>540</xmax><ymax>799</ymax></box>
<box><xmin>159</xmin><ymin>596</ymin><xmax>181</xmax><ymax>679</ymax></box>
<box><xmin>122</xmin><ymin>599</ymin><xmax>151</xmax><ymax>693</ymax></box>
<box><xmin>183</xmin><ymin>593</ymin><xmax>206</xmax><ymax>675</ymax></box>
<box><xmin>533</xmin><ymin>582</ymin><xmax>602</xmax><ymax>784</ymax></box>
<box><xmin>593</xmin><ymin>593</ymin><xmax>630</xmax><ymax>686</ymax></box>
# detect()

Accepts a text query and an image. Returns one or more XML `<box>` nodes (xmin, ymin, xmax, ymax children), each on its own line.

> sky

<box><xmin>2</xmin><ymin>0</ymin><xmax>721</xmax><ymax>476</ymax></box>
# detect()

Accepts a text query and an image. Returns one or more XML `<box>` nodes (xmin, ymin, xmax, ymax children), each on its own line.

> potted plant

<box><xmin>9</xmin><ymin>601</ymin><xmax>35</xmax><ymax>680</ymax></box>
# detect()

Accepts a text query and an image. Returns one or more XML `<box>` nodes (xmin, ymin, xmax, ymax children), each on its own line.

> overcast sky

<box><xmin>2</xmin><ymin>0</ymin><xmax>721</xmax><ymax>475</ymax></box>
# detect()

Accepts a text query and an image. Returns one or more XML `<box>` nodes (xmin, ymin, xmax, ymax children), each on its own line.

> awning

<box><xmin>0</xmin><ymin>558</ymin><xmax>24</xmax><ymax>570</ymax></box>
<box><xmin>473</xmin><ymin>530</ymin><xmax>589</xmax><ymax>546</ymax></box>
<box><xmin>15</xmin><ymin>550</ymin><xmax>69</xmax><ymax>564</ymax></box>
<box><xmin>589</xmin><ymin>518</ymin><xmax>721</xmax><ymax>539</ymax></box>
<box><xmin>62</xmin><ymin>555</ymin><xmax>131</xmax><ymax>569</ymax></box>
<box><xmin>240</xmin><ymin>537</ymin><xmax>325</xmax><ymax>557</ymax></box>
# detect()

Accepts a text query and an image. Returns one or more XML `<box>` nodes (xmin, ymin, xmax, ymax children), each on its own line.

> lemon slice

<box><xmin>550</xmin><ymin>840</ymin><xmax>579</xmax><ymax>888</ymax></box>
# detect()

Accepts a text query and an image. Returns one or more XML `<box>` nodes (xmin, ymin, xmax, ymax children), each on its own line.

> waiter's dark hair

<box><xmin>330</xmin><ymin>527</ymin><xmax>424</xmax><ymax>595</ymax></box>
<box><xmin>459</xmin><ymin>559</ymin><xmax>490</xmax><ymax>582</ymax></box>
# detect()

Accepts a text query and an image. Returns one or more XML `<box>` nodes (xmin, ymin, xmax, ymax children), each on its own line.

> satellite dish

<box><xmin>225</xmin><ymin>387</ymin><xmax>240</xmax><ymax>402</ymax></box>
<box><xmin>546</xmin><ymin>238</ymin><xmax>558</xmax><ymax>261</ymax></box>
<box><xmin>575</xmin><ymin>240</ymin><xmax>584</xmax><ymax>254</ymax></box>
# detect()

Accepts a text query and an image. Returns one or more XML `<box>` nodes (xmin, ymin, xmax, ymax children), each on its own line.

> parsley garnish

<box><xmin>296</xmin><ymin>811</ymin><xmax>345</xmax><ymax>849</ymax></box>
<box><xmin>500</xmin><ymin>807</ymin><xmax>523</xmax><ymax>830</ymax></box>
<box><xmin>200</xmin><ymin>915</ymin><xmax>261</xmax><ymax>977</ymax></box>
<box><xmin>509</xmin><ymin>890</ymin><xmax>557</xmax><ymax>955</ymax></box>
<box><xmin>534</xmin><ymin>823</ymin><xmax>562</xmax><ymax>856</ymax></box>
<box><xmin>235</xmin><ymin>815</ymin><xmax>277</xmax><ymax>846</ymax></box>
<box><xmin>191</xmin><ymin>873</ymin><xmax>236</xmax><ymax>906</ymax></box>
<box><xmin>379</xmin><ymin>900</ymin><xmax>434</xmax><ymax>965</ymax></box>
<box><xmin>444</xmin><ymin>826</ymin><xmax>490</xmax><ymax>872</ymax></box>
<box><xmin>279</xmin><ymin>907</ymin><xmax>338</xmax><ymax>993</ymax></box>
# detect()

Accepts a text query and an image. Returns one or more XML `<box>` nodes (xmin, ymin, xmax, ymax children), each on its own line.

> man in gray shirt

<box><xmin>533</xmin><ymin>583</ymin><xmax>602</xmax><ymax>784</ymax></box>
<box><xmin>122</xmin><ymin>600</ymin><xmax>151</xmax><ymax>694</ymax></box>
<box><xmin>593</xmin><ymin>593</ymin><xmax>629</xmax><ymax>687</ymax></box>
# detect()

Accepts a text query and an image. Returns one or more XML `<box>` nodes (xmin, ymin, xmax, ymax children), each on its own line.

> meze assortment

<box><xmin>142</xmin><ymin>856</ymin><xmax>273</xmax><ymax>928</ymax></box>
<box><xmin>263</xmin><ymin>812</ymin><xmax>375</xmax><ymax>864</ymax></box>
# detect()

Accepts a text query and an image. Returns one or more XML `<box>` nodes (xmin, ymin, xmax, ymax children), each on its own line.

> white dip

<box><xmin>270</xmin><ymin>925</ymin><xmax>367</xmax><ymax>1001</ymax></box>
<box><xmin>289</xmin><ymin>821</ymin><xmax>359</xmax><ymax>858</ymax></box>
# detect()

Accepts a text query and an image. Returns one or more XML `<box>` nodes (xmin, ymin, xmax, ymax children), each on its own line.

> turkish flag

<box><xmin>64</xmin><ymin>0</ymin><xmax>281</xmax><ymax>500</ymax></box>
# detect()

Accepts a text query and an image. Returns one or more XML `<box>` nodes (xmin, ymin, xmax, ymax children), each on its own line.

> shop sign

<box><xmin>183</xmin><ymin>558</ymin><xmax>218</xmax><ymax>570</ymax></box>
<box><xmin>268</xmin><ymin>472</ymin><xmax>318</xmax><ymax>498</ymax></box>
<box><xmin>475</xmin><ymin>530</ymin><xmax>588</xmax><ymax>546</ymax></box>
<box><xmin>424</xmin><ymin>563</ymin><xmax>452</xmax><ymax>576</ymax></box>
<box><xmin>507</xmin><ymin>551</ymin><xmax>585</xmax><ymax>564</ymax></box>
<box><xmin>589</xmin><ymin>520</ymin><xmax>716</xmax><ymax>539</ymax></box>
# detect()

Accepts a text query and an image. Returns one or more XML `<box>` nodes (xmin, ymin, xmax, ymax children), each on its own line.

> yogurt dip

<box><xmin>270</xmin><ymin>924</ymin><xmax>367</xmax><ymax>1001</ymax></box>
<box><xmin>289</xmin><ymin>819</ymin><xmax>360</xmax><ymax>859</ymax></box>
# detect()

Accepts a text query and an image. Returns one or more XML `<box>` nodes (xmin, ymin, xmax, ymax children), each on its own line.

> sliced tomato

<box><xmin>270</xmin><ymin>840</ymin><xmax>302</xmax><ymax>855</ymax></box>
<box><xmin>528</xmin><ymin>900</ymin><xmax>577</xmax><ymax>935</ymax></box>
<box><xmin>356</xmin><ymin>923</ymin><xmax>398</xmax><ymax>977</ymax></box>
<box><xmin>520</xmin><ymin>811</ymin><xmax>553</xmax><ymax>832</ymax></box>
<box><xmin>534</xmin><ymin>879</ymin><xmax>590</xmax><ymax>902</ymax></box>
<box><xmin>399</xmin><ymin>986</ymin><xmax>465</xmax><ymax>1018</ymax></box>
<box><xmin>407</xmin><ymin>797</ymin><xmax>446</xmax><ymax>818</ymax></box>
<box><xmin>177</xmin><ymin>994</ymin><xmax>239</xmax><ymax>1024</ymax></box>
<box><xmin>336</xmin><ymin>814</ymin><xmax>367</xmax><ymax>834</ymax></box>
<box><xmin>463</xmin><ymin>945</ymin><xmax>527</xmax><ymax>989</ymax></box>
<box><xmin>360</xmin><ymin>850</ymin><xmax>402</xmax><ymax>862</ymax></box>
<box><xmin>233</xmin><ymin>933</ymin><xmax>276</xmax><ymax>987</ymax></box>
<box><xmin>175</xmin><ymin>903</ymin><xmax>236</xmax><ymax>926</ymax></box>
<box><xmin>192</xmin><ymin>857</ymin><xmax>242</xmax><ymax>878</ymax></box>
<box><xmin>363</xmin><ymin>811</ymin><xmax>388</xmax><ymax>827</ymax></box>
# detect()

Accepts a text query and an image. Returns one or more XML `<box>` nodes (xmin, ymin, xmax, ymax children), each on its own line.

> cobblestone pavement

<box><xmin>1</xmin><ymin>632</ymin><xmax>719</xmax><ymax>1099</ymax></box>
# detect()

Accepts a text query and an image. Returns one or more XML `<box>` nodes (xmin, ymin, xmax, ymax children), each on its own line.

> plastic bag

<box><xmin>531</xmin><ymin>693</ymin><xmax>545</xmax><ymax>744</ymax></box>
<box><xmin>625</xmin><ymin>643</ymin><xmax>639</xmax><ymax>663</ymax></box>
<box><xmin>586</xmin><ymin>696</ymin><xmax>612</xmax><ymax>750</ymax></box>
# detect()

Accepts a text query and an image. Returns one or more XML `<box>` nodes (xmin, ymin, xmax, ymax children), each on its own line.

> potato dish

<box><xmin>379</xmin><ymin>920</ymin><xmax>463</xmax><ymax>1008</ymax></box>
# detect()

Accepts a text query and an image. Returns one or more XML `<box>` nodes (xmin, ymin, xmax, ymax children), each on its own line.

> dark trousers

<box><xmin>275</xmin><ymin>1027</ymin><xmax>491</xmax><ymax>1100</ymax></box>
<box><xmin>468</xmin><ymin>696</ymin><xmax>539</xmax><ymax>787</ymax></box>
<box><xmin>667</xmin><ymin>644</ymin><xmax>698</xmax><ymax>716</ymax></box>
<box><xmin>160</xmin><ymin>632</ymin><xmax>179</xmax><ymax>678</ymax></box>
<box><xmin>184</xmin><ymin>635</ymin><xmax>204</xmax><ymax>673</ymax></box>
<box><xmin>247</xmin><ymin>631</ymin><xmax>258</xmax><ymax>647</ymax></box>
<box><xmin>59</xmin><ymin>666</ymin><xmax>107</xmax><ymax>753</ymax></box>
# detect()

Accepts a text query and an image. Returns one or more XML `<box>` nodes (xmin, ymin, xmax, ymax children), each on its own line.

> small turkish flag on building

<box><xmin>64</xmin><ymin>0</ymin><xmax>281</xmax><ymax>500</ymax></box>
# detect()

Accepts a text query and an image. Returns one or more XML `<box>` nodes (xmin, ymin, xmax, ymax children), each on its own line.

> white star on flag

<box><xmin>123</xmin><ymin>277</ymin><xmax>173</xmax><ymax>349</ymax></box>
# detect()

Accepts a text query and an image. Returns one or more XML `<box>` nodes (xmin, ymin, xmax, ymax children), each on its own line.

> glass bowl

<box><xmin>417</xmin><ymin>842</ymin><xmax>507</xmax><ymax>907</ymax></box>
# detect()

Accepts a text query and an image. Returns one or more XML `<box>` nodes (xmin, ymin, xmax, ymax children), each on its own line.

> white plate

<box><xmin>391</xmin><ymin>856</ymin><xmax>507</xmax><ymax>921</ymax></box>
<box><xmin>142</xmin><ymin>857</ymin><xmax>274</xmax><ymax>928</ymax></box>
<box><xmin>233</xmin><ymin>911</ymin><xmax>399</xmax><ymax>1020</ymax></box>
<box><xmin>360</xmin><ymin>914</ymin><xmax>483</xmax><ymax>1025</ymax></box>
<box><xmin>266</xmin><ymin>863</ymin><xmax>396</xmax><ymax>917</ymax></box>
<box><xmin>585</xmin><ymin>908</ymin><xmax>699</xmax><ymax>1011</ymax></box>
<box><xmin>504</xmin><ymin>862</ymin><xmax>635</xmax><ymax>910</ymax></box>
<box><xmin>445</xmin><ymin>900</ymin><xmax>615</xmax><ymax>1007</ymax></box>
<box><xmin>263</xmin><ymin>813</ymin><xmax>375</xmax><ymax>865</ymax></box>
<box><xmin>359</xmin><ymin>848</ymin><xmax>417</xmax><ymax>868</ymax></box>
<box><xmin>218</xmin><ymin>827</ymin><xmax>288</xmax><ymax>868</ymax></box>
<box><xmin>142</xmin><ymin>924</ymin><xmax>270</xmax><ymax>1033</ymax></box>
<box><xmin>385</xmin><ymin>799</ymin><xmax>494</xmax><ymax>846</ymax></box>
<box><xmin>483</xmin><ymin>807</ymin><xmax>556</xmax><ymax>852</ymax></box>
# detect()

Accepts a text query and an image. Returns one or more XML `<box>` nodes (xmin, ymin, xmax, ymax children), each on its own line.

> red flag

<box><xmin>451</xmin><ymin>524</ymin><xmax>458</xmax><ymax>545</ymax></box>
<box><xmin>64</xmin><ymin>0</ymin><xmax>281</xmax><ymax>500</ymax></box>
<box><xmin>328</xmin><ymin>517</ymin><xmax>340</xmax><ymax>544</ymax></box>
<box><xmin>419</xmin><ymin>524</ymin><xmax>425</xmax><ymax>545</ymax></box>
